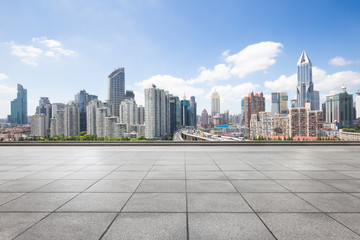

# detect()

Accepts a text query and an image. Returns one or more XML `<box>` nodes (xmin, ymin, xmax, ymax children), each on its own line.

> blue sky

<box><xmin>1</xmin><ymin>0</ymin><xmax>360</xmax><ymax>118</ymax></box>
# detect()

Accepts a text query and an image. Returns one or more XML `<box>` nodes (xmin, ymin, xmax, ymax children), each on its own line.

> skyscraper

<box><xmin>181</xmin><ymin>98</ymin><xmax>190</xmax><ymax>126</ymax></box>
<box><xmin>64</xmin><ymin>102</ymin><xmax>80</xmax><ymax>137</ymax></box>
<box><xmin>31</xmin><ymin>114</ymin><xmax>46</xmax><ymax>137</ymax></box>
<box><xmin>201</xmin><ymin>109</ymin><xmax>209</xmax><ymax>128</ymax></box>
<box><xmin>86</xmin><ymin>99</ymin><xmax>102</xmax><ymax>135</ymax></box>
<box><xmin>271</xmin><ymin>92</ymin><xmax>288</xmax><ymax>116</ymax></box>
<box><xmin>125</xmin><ymin>90</ymin><xmax>135</xmax><ymax>100</ymax></box>
<box><xmin>356</xmin><ymin>90</ymin><xmax>360</xmax><ymax>119</ymax></box>
<box><xmin>189</xmin><ymin>96</ymin><xmax>197</xmax><ymax>128</ymax></box>
<box><xmin>244</xmin><ymin>92</ymin><xmax>265</xmax><ymax>127</ymax></box>
<box><xmin>169</xmin><ymin>95</ymin><xmax>181</xmax><ymax>134</ymax></box>
<box><xmin>325</xmin><ymin>85</ymin><xmax>353</xmax><ymax>128</ymax></box>
<box><xmin>211</xmin><ymin>90</ymin><xmax>220</xmax><ymax>117</ymax></box>
<box><xmin>36</xmin><ymin>97</ymin><xmax>52</xmax><ymax>132</ymax></box>
<box><xmin>108</xmin><ymin>68</ymin><xmax>125</xmax><ymax>117</ymax></box>
<box><xmin>75</xmin><ymin>89</ymin><xmax>98</xmax><ymax>132</ymax></box>
<box><xmin>119</xmin><ymin>99</ymin><xmax>138</xmax><ymax>132</ymax></box>
<box><xmin>296</xmin><ymin>51</ymin><xmax>320</xmax><ymax>110</ymax></box>
<box><xmin>10</xmin><ymin>84</ymin><xmax>27</xmax><ymax>125</ymax></box>
<box><xmin>144</xmin><ymin>84</ymin><xmax>170</xmax><ymax>139</ymax></box>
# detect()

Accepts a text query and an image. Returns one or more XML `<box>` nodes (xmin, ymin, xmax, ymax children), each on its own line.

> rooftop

<box><xmin>0</xmin><ymin>145</ymin><xmax>360</xmax><ymax>239</ymax></box>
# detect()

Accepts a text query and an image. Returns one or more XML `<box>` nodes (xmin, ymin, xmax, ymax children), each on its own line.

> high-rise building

<box><xmin>271</xmin><ymin>92</ymin><xmax>288</xmax><ymax>116</ymax></box>
<box><xmin>31</xmin><ymin>114</ymin><xmax>46</xmax><ymax>137</ymax></box>
<box><xmin>325</xmin><ymin>85</ymin><xmax>353</xmax><ymax>128</ymax></box>
<box><xmin>289</xmin><ymin>104</ymin><xmax>323</xmax><ymax>137</ymax></box>
<box><xmin>105</xmin><ymin>116</ymin><xmax>118</xmax><ymax>138</ymax></box>
<box><xmin>144</xmin><ymin>84</ymin><xmax>170</xmax><ymax>139</ymax></box>
<box><xmin>86</xmin><ymin>99</ymin><xmax>102</xmax><ymax>135</ymax></box>
<box><xmin>356</xmin><ymin>90</ymin><xmax>360</xmax><ymax>119</ymax></box>
<box><xmin>296</xmin><ymin>50</ymin><xmax>320</xmax><ymax>110</ymax></box>
<box><xmin>211</xmin><ymin>90</ymin><xmax>220</xmax><ymax>117</ymax></box>
<box><xmin>64</xmin><ymin>102</ymin><xmax>80</xmax><ymax>136</ymax></box>
<box><xmin>10</xmin><ymin>84</ymin><xmax>28</xmax><ymax>125</ymax></box>
<box><xmin>244</xmin><ymin>92</ymin><xmax>265</xmax><ymax>127</ymax></box>
<box><xmin>108</xmin><ymin>68</ymin><xmax>125</xmax><ymax>117</ymax></box>
<box><xmin>201</xmin><ymin>109</ymin><xmax>209</xmax><ymax>128</ymax></box>
<box><xmin>51</xmin><ymin>103</ymin><xmax>65</xmax><ymax>118</ymax></box>
<box><xmin>36</xmin><ymin>97</ymin><xmax>52</xmax><ymax>132</ymax></box>
<box><xmin>189</xmin><ymin>96</ymin><xmax>197</xmax><ymax>128</ymax></box>
<box><xmin>169</xmin><ymin>95</ymin><xmax>181</xmax><ymax>134</ymax></box>
<box><xmin>291</xmin><ymin>99</ymin><xmax>297</xmax><ymax>108</ymax></box>
<box><xmin>137</xmin><ymin>105</ymin><xmax>145</xmax><ymax>125</ymax></box>
<box><xmin>181</xmin><ymin>98</ymin><xmax>190</xmax><ymax>127</ymax></box>
<box><xmin>125</xmin><ymin>90</ymin><xmax>135</xmax><ymax>100</ymax></box>
<box><xmin>74</xmin><ymin>89</ymin><xmax>98</xmax><ymax>132</ymax></box>
<box><xmin>50</xmin><ymin>109</ymin><xmax>65</xmax><ymax>137</ymax></box>
<box><xmin>119</xmin><ymin>99</ymin><xmax>138</xmax><ymax>132</ymax></box>
<box><xmin>96</xmin><ymin>107</ymin><xmax>109</xmax><ymax>137</ymax></box>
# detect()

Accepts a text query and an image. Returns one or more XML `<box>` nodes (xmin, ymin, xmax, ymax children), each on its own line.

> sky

<box><xmin>1</xmin><ymin>0</ymin><xmax>360</xmax><ymax>118</ymax></box>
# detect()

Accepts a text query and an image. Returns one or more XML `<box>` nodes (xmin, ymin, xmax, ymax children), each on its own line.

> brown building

<box><xmin>244</xmin><ymin>92</ymin><xmax>265</xmax><ymax>127</ymax></box>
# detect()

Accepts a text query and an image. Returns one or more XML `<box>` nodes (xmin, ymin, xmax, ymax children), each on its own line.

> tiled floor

<box><xmin>0</xmin><ymin>145</ymin><xmax>360</xmax><ymax>239</ymax></box>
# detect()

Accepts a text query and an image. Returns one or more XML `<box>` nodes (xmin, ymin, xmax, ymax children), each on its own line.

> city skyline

<box><xmin>1</xmin><ymin>1</ymin><xmax>360</xmax><ymax>118</ymax></box>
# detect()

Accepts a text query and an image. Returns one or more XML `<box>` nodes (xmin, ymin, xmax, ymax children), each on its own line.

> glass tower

<box><xmin>10</xmin><ymin>84</ymin><xmax>28</xmax><ymax>125</ymax></box>
<box><xmin>296</xmin><ymin>50</ymin><xmax>319</xmax><ymax>110</ymax></box>
<box><xmin>108</xmin><ymin>68</ymin><xmax>125</xmax><ymax>117</ymax></box>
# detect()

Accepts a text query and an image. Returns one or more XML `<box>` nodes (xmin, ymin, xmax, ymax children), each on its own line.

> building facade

<box><xmin>244</xmin><ymin>92</ymin><xmax>265</xmax><ymax>127</ymax></box>
<box><xmin>36</xmin><ymin>97</ymin><xmax>52</xmax><ymax>133</ymax></box>
<box><xmin>355</xmin><ymin>90</ymin><xmax>360</xmax><ymax>119</ymax></box>
<box><xmin>211</xmin><ymin>91</ymin><xmax>220</xmax><ymax>117</ymax></box>
<box><xmin>271</xmin><ymin>92</ymin><xmax>288</xmax><ymax>116</ymax></box>
<box><xmin>296</xmin><ymin>50</ymin><xmax>320</xmax><ymax>110</ymax></box>
<box><xmin>31</xmin><ymin>114</ymin><xmax>46</xmax><ymax>137</ymax></box>
<box><xmin>10</xmin><ymin>84</ymin><xmax>28</xmax><ymax>125</ymax></box>
<box><xmin>108</xmin><ymin>68</ymin><xmax>125</xmax><ymax>117</ymax></box>
<box><xmin>169</xmin><ymin>95</ymin><xmax>181</xmax><ymax>134</ymax></box>
<box><xmin>75</xmin><ymin>89</ymin><xmax>98</xmax><ymax>132</ymax></box>
<box><xmin>189</xmin><ymin>96</ymin><xmax>197</xmax><ymax>128</ymax></box>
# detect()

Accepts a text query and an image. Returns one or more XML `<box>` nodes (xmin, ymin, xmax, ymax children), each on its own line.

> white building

<box><xmin>144</xmin><ymin>84</ymin><xmax>170</xmax><ymax>139</ymax></box>
<box><xmin>105</xmin><ymin>116</ymin><xmax>118</xmax><ymax>138</ymax></box>
<box><xmin>96</xmin><ymin>107</ymin><xmax>109</xmax><ymax>137</ymax></box>
<box><xmin>64</xmin><ymin>102</ymin><xmax>80</xmax><ymax>136</ymax></box>
<box><xmin>119</xmin><ymin>99</ymin><xmax>138</xmax><ymax>131</ymax></box>
<box><xmin>86</xmin><ymin>99</ymin><xmax>102</xmax><ymax>135</ymax></box>
<box><xmin>31</xmin><ymin>114</ymin><xmax>46</xmax><ymax>137</ymax></box>
<box><xmin>356</xmin><ymin>90</ymin><xmax>360</xmax><ymax>119</ymax></box>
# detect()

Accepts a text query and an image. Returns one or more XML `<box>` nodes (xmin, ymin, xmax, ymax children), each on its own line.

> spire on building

<box><xmin>297</xmin><ymin>50</ymin><xmax>312</xmax><ymax>65</ymax></box>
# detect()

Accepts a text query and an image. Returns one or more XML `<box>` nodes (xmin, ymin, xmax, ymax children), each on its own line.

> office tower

<box><xmin>189</xmin><ymin>96</ymin><xmax>197</xmax><ymax>128</ymax></box>
<box><xmin>64</xmin><ymin>102</ymin><xmax>80</xmax><ymax>136</ymax></box>
<box><xmin>271</xmin><ymin>92</ymin><xmax>288</xmax><ymax>116</ymax></box>
<box><xmin>325</xmin><ymin>85</ymin><xmax>353</xmax><ymax>128</ymax></box>
<box><xmin>296</xmin><ymin>50</ymin><xmax>320</xmax><ymax>110</ymax></box>
<box><xmin>169</xmin><ymin>95</ymin><xmax>181</xmax><ymax>134</ymax></box>
<box><xmin>74</xmin><ymin>89</ymin><xmax>98</xmax><ymax>132</ymax></box>
<box><xmin>211</xmin><ymin>90</ymin><xmax>220</xmax><ymax>117</ymax></box>
<box><xmin>108</xmin><ymin>68</ymin><xmax>125</xmax><ymax>117</ymax></box>
<box><xmin>356</xmin><ymin>90</ymin><xmax>360</xmax><ymax>119</ymax></box>
<box><xmin>119</xmin><ymin>99</ymin><xmax>138</xmax><ymax>131</ymax></box>
<box><xmin>181</xmin><ymin>98</ymin><xmax>190</xmax><ymax>126</ymax></box>
<box><xmin>144</xmin><ymin>84</ymin><xmax>170</xmax><ymax>139</ymax></box>
<box><xmin>291</xmin><ymin>99</ymin><xmax>297</xmax><ymax>108</ymax></box>
<box><xmin>96</xmin><ymin>107</ymin><xmax>109</xmax><ymax>137</ymax></box>
<box><xmin>201</xmin><ymin>109</ymin><xmax>209</xmax><ymax>128</ymax></box>
<box><xmin>244</xmin><ymin>92</ymin><xmax>265</xmax><ymax>127</ymax></box>
<box><xmin>86</xmin><ymin>99</ymin><xmax>102</xmax><ymax>135</ymax></box>
<box><xmin>36</xmin><ymin>97</ymin><xmax>52</xmax><ymax>132</ymax></box>
<box><xmin>31</xmin><ymin>114</ymin><xmax>46</xmax><ymax>137</ymax></box>
<box><xmin>125</xmin><ymin>90</ymin><xmax>135</xmax><ymax>100</ymax></box>
<box><xmin>137</xmin><ymin>105</ymin><xmax>145</xmax><ymax>124</ymax></box>
<box><xmin>10</xmin><ymin>84</ymin><xmax>28</xmax><ymax>125</ymax></box>
<box><xmin>51</xmin><ymin>103</ymin><xmax>65</xmax><ymax>118</ymax></box>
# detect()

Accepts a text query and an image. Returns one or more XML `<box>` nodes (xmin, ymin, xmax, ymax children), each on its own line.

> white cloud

<box><xmin>7</xmin><ymin>37</ymin><xmax>76</xmax><ymax>66</ymax></box>
<box><xmin>206</xmin><ymin>82</ymin><xmax>260</xmax><ymax>104</ymax></box>
<box><xmin>0</xmin><ymin>73</ymin><xmax>8</xmax><ymax>81</ymax></box>
<box><xmin>188</xmin><ymin>64</ymin><xmax>231</xmax><ymax>84</ymax></box>
<box><xmin>226</xmin><ymin>41</ymin><xmax>283</xmax><ymax>78</ymax></box>
<box><xmin>135</xmin><ymin>74</ymin><xmax>204</xmax><ymax>98</ymax></box>
<box><xmin>329</xmin><ymin>56</ymin><xmax>352</xmax><ymax>66</ymax></box>
<box><xmin>264</xmin><ymin>73</ymin><xmax>297</xmax><ymax>91</ymax></box>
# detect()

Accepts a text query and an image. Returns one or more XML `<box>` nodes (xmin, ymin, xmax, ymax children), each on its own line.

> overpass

<box><xmin>180</xmin><ymin>131</ymin><xmax>216</xmax><ymax>141</ymax></box>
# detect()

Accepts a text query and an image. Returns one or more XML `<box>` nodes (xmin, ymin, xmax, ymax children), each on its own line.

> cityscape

<box><xmin>1</xmin><ymin>1</ymin><xmax>360</xmax><ymax>240</ymax></box>
<box><xmin>1</xmin><ymin>50</ymin><xmax>360</xmax><ymax>141</ymax></box>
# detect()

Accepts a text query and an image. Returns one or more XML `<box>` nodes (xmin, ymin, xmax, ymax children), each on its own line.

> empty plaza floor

<box><xmin>1</xmin><ymin>145</ymin><xmax>360</xmax><ymax>239</ymax></box>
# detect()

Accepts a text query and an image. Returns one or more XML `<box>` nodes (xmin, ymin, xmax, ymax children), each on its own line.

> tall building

<box><xmin>211</xmin><ymin>90</ymin><xmax>220</xmax><ymax>117</ymax></box>
<box><xmin>189</xmin><ymin>96</ymin><xmax>197</xmax><ymax>128</ymax></box>
<box><xmin>108</xmin><ymin>68</ymin><xmax>125</xmax><ymax>117</ymax></box>
<box><xmin>271</xmin><ymin>92</ymin><xmax>288</xmax><ymax>116</ymax></box>
<box><xmin>64</xmin><ymin>102</ymin><xmax>80</xmax><ymax>137</ymax></box>
<box><xmin>74</xmin><ymin>89</ymin><xmax>98</xmax><ymax>132</ymax></box>
<box><xmin>291</xmin><ymin>99</ymin><xmax>297</xmax><ymax>108</ymax></box>
<box><xmin>10</xmin><ymin>84</ymin><xmax>28</xmax><ymax>125</ymax></box>
<box><xmin>50</xmin><ymin>109</ymin><xmax>65</xmax><ymax>136</ymax></box>
<box><xmin>36</xmin><ymin>97</ymin><xmax>52</xmax><ymax>132</ymax></box>
<box><xmin>51</xmin><ymin>103</ymin><xmax>65</xmax><ymax>118</ymax></box>
<box><xmin>144</xmin><ymin>84</ymin><xmax>170</xmax><ymax>139</ymax></box>
<box><xmin>289</xmin><ymin>104</ymin><xmax>323</xmax><ymax>137</ymax></box>
<box><xmin>356</xmin><ymin>90</ymin><xmax>360</xmax><ymax>119</ymax></box>
<box><xmin>325</xmin><ymin>85</ymin><xmax>353</xmax><ymax>128</ymax></box>
<box><xmin>181</xmin><ymin>98</ymin><xmax>190</xmax><ymax>127</ymax></box>
<box><xmin>86</xmin><ymin>99</ymin><xmax>102</xmax><ymax>135</ymax></box>
<box><xmin>119</xmin><ymin>99</ymin><xmax>138</xmax><ymax>132</ymax></box>
<box><xmin>244</xmin><ymin>92</ymin><xmax>265</xmax><ymax>127</ymax></box>
<box><xmin>125</xmin><ymin>90</ymin><xmax>135</xmax><ymax>100</ymax></box>
<box><xmin>296</xmin><ymin>50</ymin><xmax>320</xmax><ymax>110</ymax></box>
<box><xmin>169</xmin><ymin>95</ymin><xmax>181</xmax><ymax>134</ymax></box>
<box><xmin>31</xmin><ymin>114</ymin><xmax>46</xmax><ymax>137</ymax></box>
<box><xmin>201</xmin><ymin>109</ymin><xmax>209</xmax><ymax>128</ymax></box>
<box><xmin>96</xmin><ymin>107</ymin><xmax>109</xmax><ymax>137</ymax></box>
<box><xmin>137</xmin><ymin>105</ymin><xmax>145</xmax><ymax>125</ymax></box>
